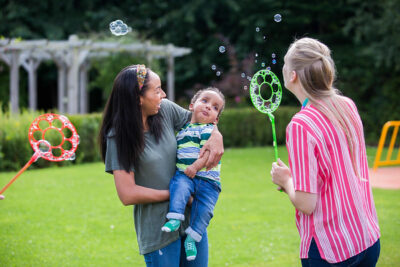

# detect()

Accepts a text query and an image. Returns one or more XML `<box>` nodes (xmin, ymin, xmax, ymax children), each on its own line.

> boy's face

<box><xmin>190</xmin><ymin>91</ymin><xmax>224</xmax><ymax>124</ymax></box>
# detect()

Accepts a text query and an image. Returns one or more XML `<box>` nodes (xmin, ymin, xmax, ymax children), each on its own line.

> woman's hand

<box><xmin>271</xmin><ymin>159</ymin><xmax>292</xmax><ymax>191</ymax></box>
<box><xmin>200</xmin><ymin>126</ymin><xmax>224</xmax><ymax>170</ymax></box>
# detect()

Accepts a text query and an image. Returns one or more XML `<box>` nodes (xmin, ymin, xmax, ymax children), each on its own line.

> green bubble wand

<box><xmin>249</xmin><ymin>69</ymin><xmax>282</xmax><ymax>162</ymax></box>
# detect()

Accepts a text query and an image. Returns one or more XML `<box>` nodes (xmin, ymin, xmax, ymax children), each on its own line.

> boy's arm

<box><xmin>184</xmin><ymin>150</ymin><xmax>210</xmax><ymax>178</ymax></box>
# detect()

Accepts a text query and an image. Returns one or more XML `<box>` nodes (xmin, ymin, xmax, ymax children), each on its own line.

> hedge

<box><xmin>0</xmin><ymin>107</ymin><xmax>299</xmax><ymax>172</ymax></box>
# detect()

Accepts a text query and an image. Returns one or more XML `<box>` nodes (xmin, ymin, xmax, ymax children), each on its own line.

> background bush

<box><xmin>0</xmin><ymin>105</ymin><xmax>383</xmax><ymax>172</ymax></box>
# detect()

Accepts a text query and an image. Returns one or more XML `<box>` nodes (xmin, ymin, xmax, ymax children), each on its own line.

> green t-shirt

<box><xmin>105</xmin><ymin>99</ymin><xmax>191</xmax><ymax>254</ymax></box>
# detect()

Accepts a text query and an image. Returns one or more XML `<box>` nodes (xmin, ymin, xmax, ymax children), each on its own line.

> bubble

<box><xmin>110</xmin><ymin>19</ymin><xmax>130</xmax><ymax>36</ymax></box>
<box><xmin>219</xmin><ymin>46</ymin><xmax>226</xmax><ymax>53</ymax></box>
<box><xmin>241</xmin><ymin>73</ymin><xmax>246</xmax><ymax>78</ymax></box>
<box><xmin>244</xmin><ymin>86</ymin><xmax>248</xmax><ymax>90</ymax></box>
<box><xmin>247</xmin><ymin>76</ymin><xmax>252</xmax><ymax>81</ymax></box>
<box><xmin>263</xmin><ymin>36</ymin><xmax>266</xmax><ymax>40</ymax></box>
<box><xmin>255</xmin><ymin>59</ymin><xmax>258</xmax><ymax>63</ymax></box>
<box><xmin>211</xmin><ymin>65</ymin><xmax>216</xmax><ymax>70</ymax></box>
<box><xmin>261</xmin><ymin>62</ymin><xmax>266</xmax><ymax>68</ymax></box>
<box><xmin>255</xmin><ymin>53</ymin><xmax>258</xmax><ymax>57</ymax></box>
<box><xmin>274</xmin><ymin>14</ymin><xmax>282</xmax><ymax>23</ymax></box>
<box><xmin>110</xmin><ymin>225</ymin><xmax>115</xmax><ymax>229</ymax></box>
<box><xmin>272</xmin><ymin>53</ymin><xmax>276</xmax><ymax>58</ymax></box>
<box><xmin>266</xmin><ymin>66</ymin><xmax>271</xmax><ymax>70</ymax></box>
<box><xmin>216</xmin><ymin>71</ymin><xmax>221</xmax><ymax>76</ymax></box>
<box><xmin>38</xmin><ymin>141</ymin><xmax>51</xmax><ymax>153</ymax></box>
<box><xmin>256</xmin><ymin>27</ymin><xmax>260</xmax><ymax>32</ymax></box>
<box><xmin>272</xmin><ymin>59</ymin><xmax>277</xmax><ymax>64</ymax></box>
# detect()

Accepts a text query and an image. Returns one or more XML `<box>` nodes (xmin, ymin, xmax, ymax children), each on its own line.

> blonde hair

<box><xmin>285</xmin><ymin>37</ymin><xmax>363</xmax><ymax>179</ymax></box>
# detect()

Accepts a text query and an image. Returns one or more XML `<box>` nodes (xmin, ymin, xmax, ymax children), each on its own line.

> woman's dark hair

<box><xmin>99</xmin><ymin>65</ymin><xmax>163</xmax><ymax>172</ymax></box>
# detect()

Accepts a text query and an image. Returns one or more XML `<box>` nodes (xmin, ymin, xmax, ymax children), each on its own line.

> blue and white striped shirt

<box><xmin>176</xmin><ymin>123</ymin><xmax>221</xmax><ymax>183</ymax></box>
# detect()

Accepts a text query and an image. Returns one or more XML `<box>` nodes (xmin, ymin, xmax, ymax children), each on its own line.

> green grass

<box><xmin>0</xmin><ymin>147</ymin><xmax>399</xmax><ymax>266</ymax></box>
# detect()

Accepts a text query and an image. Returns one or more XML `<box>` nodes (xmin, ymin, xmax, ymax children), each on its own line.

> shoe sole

<box><xmin>186</xmin><ymin>256</ymin><xmax>196</xmax><ymax>261</ymax></box>
<box><xmin>161</xmin><ymin>227</ymin><xmax>171</xmax><ymax>232</ymax></box>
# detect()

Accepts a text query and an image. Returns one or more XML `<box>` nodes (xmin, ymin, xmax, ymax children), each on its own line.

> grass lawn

<box><xmin>0</xmin><ymin>146</ymin><xmax>399</xmax><ymax>266</ymax></box>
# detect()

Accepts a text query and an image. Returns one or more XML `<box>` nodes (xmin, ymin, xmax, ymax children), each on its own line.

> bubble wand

<box><xmin>0</xmin><ymin>114</ymin><xmax>80</xmax><ymax>195</ymax></box>
<box><xmin>249</xmin><ymin>69</ymin><xmax>282</xmax><ymax>161</ymax></box>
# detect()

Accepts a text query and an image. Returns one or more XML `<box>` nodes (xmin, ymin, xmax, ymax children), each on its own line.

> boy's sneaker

<box><xmin>161</xmin><ymin>219</ymin><xmax>181</xmax><ymax>232</ymax></box>
<box><xmin>184</xmin><ymin>235</ymin><xmax>197</xmax><ymax>261</ymax></box>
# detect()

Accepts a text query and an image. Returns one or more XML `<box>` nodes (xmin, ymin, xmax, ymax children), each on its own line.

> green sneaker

<box><xmin>184</xmin><ymin>235</ymin><xmax>197</xmax><ymax>261</ymax></box>
<box><xmin>161</xmin><ymin>219</ymin><xmax>181</xmax><ymax>232</ymax></box>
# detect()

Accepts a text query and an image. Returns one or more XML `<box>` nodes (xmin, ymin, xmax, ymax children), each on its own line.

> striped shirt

<box><xmin>286</xmin><ymin>98</ymin><xmax>380</xmax><ymax>263</ymax></box>
<box><xmin>176</xmin><ymin>123</ymin><xmax>221</xmax><ymax>183</ymax></box>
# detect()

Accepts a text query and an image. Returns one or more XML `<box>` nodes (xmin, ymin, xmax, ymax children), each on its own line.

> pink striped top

<box><xmin>286</xmin><ymin>98</ymin><xmax>380</xmax><ymax>263</ymax></box>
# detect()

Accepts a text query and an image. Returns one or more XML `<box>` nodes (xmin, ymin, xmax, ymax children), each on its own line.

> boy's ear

<box><xmin>214</xmin><ymin>117</ymin><xmax>219</xmax><ymax>124</ymax></box>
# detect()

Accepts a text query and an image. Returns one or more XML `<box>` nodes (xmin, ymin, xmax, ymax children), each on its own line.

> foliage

<box><xmin>0</xmin><ymin>0</ymin><xmax>399</xmax><ymax>142</ymax></box>
<box><xmin>0</xmin><ymin>147</ymin><xmax>399</xmax><ymax>266</ymax></box>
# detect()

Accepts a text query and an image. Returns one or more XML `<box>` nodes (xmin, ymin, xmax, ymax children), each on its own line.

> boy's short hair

<box><xmin>190</xmin><ymin>87</ymin><xmax>225</xmax><ymax>117</ymax></box>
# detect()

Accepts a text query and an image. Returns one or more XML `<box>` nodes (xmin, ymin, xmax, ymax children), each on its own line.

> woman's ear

<box><xmin>290</xmin><ymin>71</ymin><xmax>297</xmax><ymax>83</ymax></box>
<box><xmin>189</xmin><ymin>103</ymin><xmax>194</xmax><ymax>111</ymax></box>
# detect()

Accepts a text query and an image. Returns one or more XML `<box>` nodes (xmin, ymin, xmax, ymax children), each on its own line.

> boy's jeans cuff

<box><xmin>166</xmin><ymin>212</ymin><xmax>184</xmax><ymax>221</ymax></box>
<box><xmin>185</xmin><ymin>227</ymin><xmax>202</xmax><ymax>242</ymax></box>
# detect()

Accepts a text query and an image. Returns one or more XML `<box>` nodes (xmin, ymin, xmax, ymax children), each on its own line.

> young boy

<box><xmin>161</xmin><ymin>87</ymin><xmax>225</xmax><ymax>261</ymax></box>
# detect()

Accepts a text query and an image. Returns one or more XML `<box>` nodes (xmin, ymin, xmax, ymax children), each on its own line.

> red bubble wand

<box><xmin>0</xmin><ymin>113</ymin><xmax>80</xmax><ymax>195</ymax></box>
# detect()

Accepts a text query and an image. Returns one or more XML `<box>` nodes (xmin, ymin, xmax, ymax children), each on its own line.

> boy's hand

<box><xmin>184</xmin><ymin>165</ymin><xmax>197</xmax><ymax>178</ymax></box>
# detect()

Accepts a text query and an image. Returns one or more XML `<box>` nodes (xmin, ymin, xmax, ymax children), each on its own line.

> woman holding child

<box><xmin>99</xmin><ymin>64</ymin><xmax>223</xmax><ymax>267</ymax></box>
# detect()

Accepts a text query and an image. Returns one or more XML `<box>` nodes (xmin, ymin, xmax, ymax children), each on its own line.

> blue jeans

<box><xmin>167</xmin><ymin>171</ymin><xmax>221</xmax><ymax>242</ymax></box>
<box><xmin>143</xmin><ymin>232</ymin><xmax>209</xmax><ymax>267</ymax></box>
<box><xmin>301</xmin><ymin>239</ymin><xmax>380</xmax><ymax>267</ymax></box>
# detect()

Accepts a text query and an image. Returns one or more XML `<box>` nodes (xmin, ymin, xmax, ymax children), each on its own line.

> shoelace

<box><xmin>186</xmin><ymin>241</ymin><xmax>195</xmax><ymax>250</ymax></box>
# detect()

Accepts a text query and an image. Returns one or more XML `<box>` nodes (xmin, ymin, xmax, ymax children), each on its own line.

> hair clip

<box><xmin>136</xmin><ymin>64</ymin><xmax>147</xmax><ymax>90</ymax></box>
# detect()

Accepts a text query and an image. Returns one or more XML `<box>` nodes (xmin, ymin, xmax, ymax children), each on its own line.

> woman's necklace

<box><xmin>301</xmin><ymin>98</ymin><xmax>309</xmax><ymax>110</ymax></box>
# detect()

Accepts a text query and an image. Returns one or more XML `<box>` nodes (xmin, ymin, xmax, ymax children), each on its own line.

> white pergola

<box><xmin>0</xmin><ymin>35</ymin><xmax>191</xmax><ymax>114</ymax></box>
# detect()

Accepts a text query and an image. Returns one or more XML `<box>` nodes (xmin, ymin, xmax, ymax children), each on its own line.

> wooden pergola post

<box><xmin>167</xmin><ymin>44</ymin><xmax>175</xmax><ymax>101</ymax></box>
<box><xmin>20</xmin><ymin>54</ymin><xmax>42</xmax><ymax>111</ymax></box>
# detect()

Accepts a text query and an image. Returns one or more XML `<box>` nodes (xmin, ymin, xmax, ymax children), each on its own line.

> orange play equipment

<box><xmin>373</xmin><ymin>121</ymin><xmax>400</xmax><ymax>170</ymax></box>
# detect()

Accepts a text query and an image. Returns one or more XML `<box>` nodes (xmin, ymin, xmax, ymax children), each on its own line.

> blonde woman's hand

<box><xmin>271</xmin><ymin>159</ymin><xmax>291</xmax><ymax>191</ymax></box>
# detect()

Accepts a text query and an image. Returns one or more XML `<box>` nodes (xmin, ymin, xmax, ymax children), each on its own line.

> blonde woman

<box><xmin>271</xmin><ymin>38</ymin><xmax>380</xmax><ymax>266</ymax></box>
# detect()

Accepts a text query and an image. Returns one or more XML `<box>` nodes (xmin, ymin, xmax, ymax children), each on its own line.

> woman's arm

<box><xmin>113</xmin><ymin>170</ymin><xmax>169</xmax><ymax>206</ymax></box>
<box><xmin>199</xmin><ymin>126</ymin><xmax>224</xmax><ymax>170</ymax></box>
<box><xmin>271</xmin><ymin>159</ymin><xmax>318</xmax><ymax>215</ymax></box>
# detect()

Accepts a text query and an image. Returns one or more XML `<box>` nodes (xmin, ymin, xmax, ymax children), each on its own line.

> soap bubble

<box><xmin>272</xmin><ymin>53</ymin><xmax>276</xmax><ymax>58</ymax></box>
<box><xmin>110</xmin><ymin>19</ymin><xmax>130</xmax><ymax>36</ymax></box>
<box><xmin>261</xmin><ymin>62</ymin><xmax>265</xmax><ymax>68</ymax></box>
<box><xmin>241</xmin><ymin>73</ymin><xmax>246</xmax><ymax>78</ymax></box>
<box><xmin>244</xmin><ymin>86</ymin><xmax>248</xmax><ymax>90</ymax></box>
<box><xmin>216</xmin><ymin>71</ymin><xmax>221</xmax><ymax>76</ymax></box>
<box><xmin>255</xmin><ymin>53</ymin><xmax>258</xmax><ymax>57</ymax></box>
<box><xmin>219</xmin><ymin>46</ymin><xmax>226</xmax><ymax>53</ymax></box>
<box><xmin>256</xmin><ymin>27</ymin><xmax>260</xmax><ymax>32</ymax></box>
<box><xmin>211</xmin><ymin>65</ymin><xmax>216</xmax><ymax>70</ymax></box>
<box><xmin>274</xmin><ymin>14</ymin><xmax>282</xmax><ymax>23</ymax></box>
<box><xmin>272</xmin><ymin>59</ymin><xmax>277</xmax><ymax>64</ymax></box>
<box><xmin>266</xmin><ymin>66</ymin><xmax>271</xmax><ymax>70</ymax></box>
<box><xmin>263</xmin><ymin>36</ymin><xmax>266</xmax><ymax>40</ymax></box>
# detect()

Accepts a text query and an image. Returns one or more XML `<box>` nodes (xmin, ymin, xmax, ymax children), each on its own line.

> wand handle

<box><xmin>267</xmin><ymin>113</ymin><xmax>282</xmax><ymax>192</ymax></box>
<box><xmin>267</xmin><ymin>113</ymin><xmax>279</xmax><ymax>161</ymax></box>
<box><xmin>0</xmin><ymin>152</ymin><xmax>40</xmax><ymax>194</ymax></box>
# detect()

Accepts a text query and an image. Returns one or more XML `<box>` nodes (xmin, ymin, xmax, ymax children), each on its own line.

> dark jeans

<box><xmin>144</xmin><ymin>232</ymin><xmax>209</xmax><ymax>267</ymax></box>
<box><xmin>167</xmin><ymin>170</ymin><xmax>221</xmax><ymax>242</ymax></box>
<box><xmin>301</xmin><ymin>239</ymin><xmax>380</xmax><ymax>267</ymax></box>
